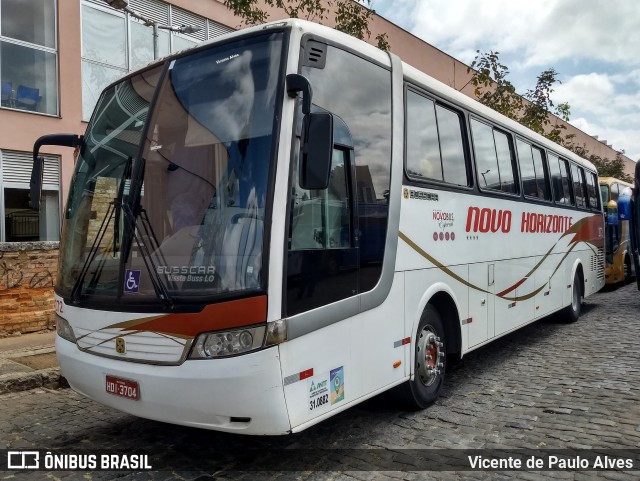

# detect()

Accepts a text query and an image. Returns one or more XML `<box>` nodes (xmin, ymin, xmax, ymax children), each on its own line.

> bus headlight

<box><xmin>190</xmin><ymin>325</ymin><xmax>266</xmax><ymax>359</ymax></box>
<box><xmin>56</xmin><ymin>315</ymin><xmax>77</xmax><ymax>344</ymax></box>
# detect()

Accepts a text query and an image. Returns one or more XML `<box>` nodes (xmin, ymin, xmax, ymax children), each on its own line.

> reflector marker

<box><xmin>508</xmin><ymin>302</ymin><xmax>517</xmax><ymax>309</ymax></box>
<box><xmin>544</xmin><ymin>291</ymin><xmax>550</xmax><ymax>296</ymax></box>
<box><xmin>393</xmin><ymin>337</ymin><xmax>411</xmax><ymax>348</ymax></box>
<box><xmin>461</xmin><ymin>318</ymin><xmax>473</xmax><ymax>325</ymax></box>
<box><xmin>283</xmin><ymin>368</ymin><xmax>314</xmax><ymax>386</ymax></box>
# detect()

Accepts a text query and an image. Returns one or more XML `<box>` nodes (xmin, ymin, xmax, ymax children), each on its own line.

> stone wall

<box><xmin>0</xmin><ymin>242</ymin><xmax>58</xmax><ymax>336</ymax></box>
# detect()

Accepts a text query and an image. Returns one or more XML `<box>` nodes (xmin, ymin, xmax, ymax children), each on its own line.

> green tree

<box><xmin>467</xmin><ymin>50</ymin><xmax>522</xmax><ymax>119</ymax></box>
<box><xmin>223</xmin><ymin>0</ymin><xmax>390</xmax><ymax>50</ymax></box>
<box><xmin>468</xmin><ymin>51</ymin><xmax>569</xmax><ymax>138</ymax></box>
<box><xmin>565</xmin><ymin>147</ymin><xmax>632</xmax><ymax>182</ymax></box>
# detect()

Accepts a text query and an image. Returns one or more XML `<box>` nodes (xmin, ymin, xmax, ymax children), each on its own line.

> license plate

<box><xmin>105</xmin><ymin>375</ymin><xmax>139</xmax><ymax>400</ymax></box>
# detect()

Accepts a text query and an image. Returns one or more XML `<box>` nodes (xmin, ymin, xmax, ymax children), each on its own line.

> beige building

<box><xmin>0</xmin><ymin>0</ymin><xmax>634</xmax><ymax>334</ymax></box>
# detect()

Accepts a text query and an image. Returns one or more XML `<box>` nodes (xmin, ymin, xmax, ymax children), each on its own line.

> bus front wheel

<box><xmin>397</xmin><ymin>304</ymin><xmax>446</xmax><ymax>409</ymax></box>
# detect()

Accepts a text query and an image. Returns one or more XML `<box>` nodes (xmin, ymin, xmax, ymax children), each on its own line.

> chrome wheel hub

<box><xmin>416</xmin><ymin>328</ymin><xmax>444</xmax><ymax>386</ymax></box>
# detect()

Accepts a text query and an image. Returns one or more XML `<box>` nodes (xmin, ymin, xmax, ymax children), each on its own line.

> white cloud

<box><xmin>552</xmin><ymin>73</ymin><xmax>614</xmax><ymax>115</ymax></box>
<box><xmin>408</xmin><ymin>0</ymin><xmax>640</xmax><ymax>68</ymax></box>
<box><xmin>551</xmin><ymin>72</ymin><xmax>640</xmax><ymax>159</ymax></box>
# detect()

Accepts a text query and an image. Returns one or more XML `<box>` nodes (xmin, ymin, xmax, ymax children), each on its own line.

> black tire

<box><xmin>563</xmin><ymin>271</ymin><xmax>583</xmax><ymax>323</ymax></box>
<box><xmin>396</xmin><ymin>304</ymin><xmax>446</xmax><ymax>409</ymax></box>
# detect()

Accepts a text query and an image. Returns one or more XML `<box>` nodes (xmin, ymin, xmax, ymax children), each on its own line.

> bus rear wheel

<box><xmin>397</xmin><ymin>304</ymin><xmax>446</xmax><ymax>409</ymax></box>
<box><xmin>563</xmin><ymin>272</ymin><xmax>583</xmax><ymax>323</ymax></box>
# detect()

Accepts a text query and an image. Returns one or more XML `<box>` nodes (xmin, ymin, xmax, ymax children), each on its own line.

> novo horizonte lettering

<box><xmin>465</xmin><ymin>207</ymin><xmax>574</xmax><ymax>234</ymax></box>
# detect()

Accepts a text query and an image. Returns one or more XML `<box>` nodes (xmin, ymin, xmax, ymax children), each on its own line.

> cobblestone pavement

<box><xmin>1</xmin><ymin>284</ymin><xmax>640</xmax><ymax>481</ymax></box>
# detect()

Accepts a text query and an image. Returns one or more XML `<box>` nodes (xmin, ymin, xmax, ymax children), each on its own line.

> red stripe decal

<box><xmin>299</xmin><ymin>368</ymin><xmax>314</xmax><ymax>380</ymax></box>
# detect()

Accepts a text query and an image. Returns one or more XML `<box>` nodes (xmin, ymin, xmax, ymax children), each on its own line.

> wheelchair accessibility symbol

<box><xmin>124</xmin><ymin>270</ymin><xmax>141</xmax><ymax>293</ymax></box>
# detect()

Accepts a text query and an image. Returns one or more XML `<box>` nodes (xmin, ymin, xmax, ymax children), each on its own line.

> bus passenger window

<box><xmin>571</xmin><ymin>164</ymin><xmax>587</xmax><ymax>208</ymax></box>
<box><xmin>436</xmin><ymin>105</ymin><xmax>468</xmax><ymax>186</ymax></box>
<box><xmin>558</xmin><ymin>157</ymin><xmax>573</xmax><ymax>205</ymax></box>
<box><xmin>470</xmin><ymin>119</ymin><xmax>517</xmax><ymax>194</ymax></box>
<box><xmin>585</xmin><ymin>172</ymin><xmax>599</xmax><ymax>210</ymax></box>
<box><xmin>531</xmin><ymin>147</ymin><xmax>551</xmax><ymax>200</ymax></box>
<box><xmin>548</xmin><ymin>154</ymin><xmax>572</xmax><ymax>204</ymax></box>
<box><xmin>517</xmin><ymin>140</ymin><xmax>550</xmax><ymax>200</ymax></box>
<box><xmin>406</xmin><ymin>93</ymin><xmax>442</xmax><ymax>181</ymax></box>
<box><xmin>406</xmin><ymin>91</ymin><xmax>469</xmax><ymax>186</ymax></box>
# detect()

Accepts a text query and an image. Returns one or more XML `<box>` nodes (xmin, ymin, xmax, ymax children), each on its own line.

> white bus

<box><xmin>32</xmin><ymin>19</ymin><xmax>604</xmax><ymax>435</ymax></box>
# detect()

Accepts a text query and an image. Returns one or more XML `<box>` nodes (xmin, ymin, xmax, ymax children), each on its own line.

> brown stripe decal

<box><xmin>399</xmin><ymin>231</ymin><xmax>491</xmax><ymax>294</ymax></box>
<box><xmin>107</xmin><ymin>295</ymin><xmax>268</xmax><ymax>338</ymax></box>
<box><xmin>399</xmin><ymin>226</ymin><xmax>590</xmax><ymax>303</ymax></box>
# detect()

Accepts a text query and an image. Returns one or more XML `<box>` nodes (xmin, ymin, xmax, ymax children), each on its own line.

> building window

<box><xmin>0</xmin><ymin>150</ymin><xmax>60</xmax><ymax>242</ymax></box>
<box><xmin>81</xmin><ymin>0</ymin><xmax>232</xmax><ymax>121</ymax></box>
<box><xmin>0</xmin><ymin>0</ymin><xmax>58</xmax><ymax>115</ymax></box>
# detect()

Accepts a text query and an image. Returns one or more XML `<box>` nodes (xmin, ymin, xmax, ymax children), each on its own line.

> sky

<box><xmin>372</xmin><ymin>0</ymin><xmax>640</xmax><ymax>162</ymax></box>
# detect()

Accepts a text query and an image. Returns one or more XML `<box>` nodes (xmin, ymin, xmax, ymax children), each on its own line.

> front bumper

<box><xmin>57</xmin><ymin>335</ymin><xmax>291</xmax><ymax>435</ymax></box>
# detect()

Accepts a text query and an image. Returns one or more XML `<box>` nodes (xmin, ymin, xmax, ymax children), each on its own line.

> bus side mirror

<box><xmin>606</xmin><ymin>200</ymin><xmax>619</xmax><ymax>226</ymax></box>
<box><xmin>286</xmin><ymin>74</ymin><xmax>334</xmax><ymax>190</ymax></box>
<box><xmin>29</xmin><ymin>156</ymin><xmax>44</xmax><ymax>210</ymax></box>
<box><xmin>31</xmin><ymin>133</ymin><xmax>83</xmax><ymax>210</ymax></box>
<box><xmin>300</xmin><ymin>112</ymin><xmax>334</xmax><ymax>190</ymax></box>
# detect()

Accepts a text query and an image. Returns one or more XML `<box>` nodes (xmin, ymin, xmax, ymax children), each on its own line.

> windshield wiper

<box><xmin>69</xmin><ymin>198</ymin><xmax>116</xmax><ymax>304</ymax></box>
<box><xmin>113</xmin><ymin>156</ymin><xmax>132</xmax><ymax>256</ymax></box>
<box><xmin>119</xmin><ymin>200</ymin><xmax>175</xmax><ymax>309</ymax></box>
<box><xmin>69</xmin><ymin>156</ymin><xmax>175</xmax><ymax>309</ymax></box>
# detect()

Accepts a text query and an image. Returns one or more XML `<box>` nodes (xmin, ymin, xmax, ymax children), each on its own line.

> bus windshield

<box><xmin>58</xmin><ymin>32</ymin><xmax>284</xmax><ymax>306</ymax></box>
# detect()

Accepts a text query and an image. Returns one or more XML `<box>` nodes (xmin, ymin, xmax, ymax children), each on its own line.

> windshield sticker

<box><xmin>330</xmin><ymin>366</ymin><xmax>345</xmax><ymax>405</ymax></box>
<box><xmin>124</xmin><ymin>270</ymin><xmax>141</xmax><ymax>293</ymax></box>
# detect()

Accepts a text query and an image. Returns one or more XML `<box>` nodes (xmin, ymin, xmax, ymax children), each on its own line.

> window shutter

<box><xmin>128</xmin><ymin>0</ymin><xmax>169</xmax><ymax>24</ymax></box>
<box><xmin>208</xmin><ymin>20</ymin><xmax>233</xmax><ymax>39</ymax></box>
<box><xmin>1</xmin><ymin>150</ymin><xmax>60</xmax><ymax>187</ymax></box>
<box><xmin>171</xmin><ymin>6</ymin><xmax>207</xmax><ymax>41</ymax></box>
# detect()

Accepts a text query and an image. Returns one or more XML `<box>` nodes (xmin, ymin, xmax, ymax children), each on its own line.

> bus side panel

<box><xmin>533</xmin><ymin>253</ymin><xmax>563</xmax><ymax>319</ymax></box>
<box><xmin>468</xmin><ymin>262</ymin><xmax>492</xmax><ymax>348</ymax></box>
<box><xmin>403</xmin><ymin>266</ymin><xmax>469</xmax><ymax>354</ymax></box>
<box><xmin>493</xmin><ymin>257</ymin><xmax>536</xmax><ymax>337</ymax></box>
<box><xmin>279</xmin><ymin>273</ymin><xmax>406</xmax><ymax>430</ymax></box>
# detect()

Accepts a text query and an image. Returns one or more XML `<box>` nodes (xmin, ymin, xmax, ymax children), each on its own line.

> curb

<box><xmin>0</xmin><ymin>367</ymin><xmax>68</xmax><ymax>395</ymax></box>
